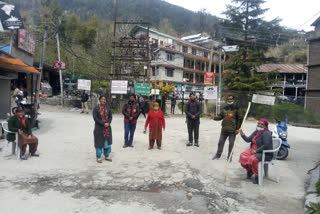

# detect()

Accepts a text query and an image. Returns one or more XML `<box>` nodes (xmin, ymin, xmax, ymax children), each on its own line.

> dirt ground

<box><xmin>0</xmin><ymin>104</ymin><xmax>319</xmax><ymax>214</ymax></box>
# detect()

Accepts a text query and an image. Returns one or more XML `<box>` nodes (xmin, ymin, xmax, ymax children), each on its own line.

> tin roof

<box><xmin>257</xmin><ymin>64</ymin><xmax>307</xmax><ymax>74</ymax></box>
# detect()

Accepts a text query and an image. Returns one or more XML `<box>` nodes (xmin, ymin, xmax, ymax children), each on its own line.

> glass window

<box><xmin>165</xmin><ymin>67</ymin><xmax>174</xmax><ymax>77</ymax></box>
<box><xmin>166</xmin><ymin>52</ymin><xmax>174</xmax><ymax>61</ymax></box>
<box><xmin>192</xmin><ymin>48</ymin><xmax>197</xmax><ymax>55</ymax></box>
<box><xmin>183</xmin><ymin>46</ymin><xmax>188</xmax><ymax>53</ymax></box>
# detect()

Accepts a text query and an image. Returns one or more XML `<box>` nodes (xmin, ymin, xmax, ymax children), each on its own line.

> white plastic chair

<box><xmin>1</xmin><ymin>122</ymin><xmax>20</xmax><ymax>159</ymax></box>
<box><xmin>258</xmin><ymin>138</ymin><xmax>282</xmax><ymax>185</ymax></box>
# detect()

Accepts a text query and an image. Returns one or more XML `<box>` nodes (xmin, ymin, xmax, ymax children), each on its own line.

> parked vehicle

<box><xmin>272</xmin><ymin>115</ymin><xmax>290</xmax><ymax>160</ymax></box>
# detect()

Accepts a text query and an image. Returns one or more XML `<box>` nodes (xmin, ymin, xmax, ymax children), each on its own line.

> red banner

<box><xmin>204</xmin><ymin>72</ymin><xmax>214</xmax><ymax>85</ymax></box>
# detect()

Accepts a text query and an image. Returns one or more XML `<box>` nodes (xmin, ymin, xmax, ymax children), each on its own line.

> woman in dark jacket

<box><xmin>93</xmin><ymin>95</ymin><xmax>113</xmax><ymax>163</ymax></box>
<box><xmin>239</xmin><ymin>118</ymin><xmax>273</xmax><ymax>184</ymax></box>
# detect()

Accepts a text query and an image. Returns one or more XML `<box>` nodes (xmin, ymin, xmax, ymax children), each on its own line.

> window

<box><xmin>166</xmin><ymin>52</ymin><xmax>174</xmax><ymax>61</ymax></box>
<box><xmin>204</xmin><ymin>52</ymin><xmax>209</xmax><ymax>58</ymax></box>
<box><xmin>165</xmin><ymin>67</ymin><xmax>174</xmax><ymax>77</ymax></box>
<box><xmin>152</xmin><ymin>66</ymin><xmax>159</xmax><ymax>76</ymax></box>
<box><xmin>183</xmin><ymin>46</ymin><xmax>188</xmax><ymax>53</ymax></box>
<box><xmin>192</xmin><ymin>48</ymin><xmax>197</xmax><ymax>55</ymax></box>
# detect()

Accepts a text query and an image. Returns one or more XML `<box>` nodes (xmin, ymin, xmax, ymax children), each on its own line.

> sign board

<box><xmin>150</xmin><ymin>89</ymin><xmax>160</xmax><ymax>95</ymax></box>
<box><xmin>111</xmin><ymin>80</ymin><xmax>128</xmax><ymax>94</ymax></box>
<box><xmin>204</xmin><ymin>86</ymin><xmax>217</xmax><ymax>100</ymax></box>
<box><xmin>222</xmin><ymin>45</ymin><xmax>239</xmax><ymax>52</ymax></box>
<box><xmin>204</xmin><ymin>72</ymin><xmax>214</xmax><ymax>85</ymax></box>
<box><xmin>134</xmin><ymin>83</ymin><xmax>150</xmax><ymax>96</ymax></box>
<box><xmin>252</xmin><ymin>94</ymin><xmax>275</xmax><ymax>105</ymax></box>
<box><xmin>77</xmin><ymin>79</ymin><xmax>91</xmax><ymax>91</ymax></box>
<box><xmin>18</xmin><ymin>29</ymin><xmax>35</xmax><ymax>55</ymax></box>
<box><xmin>54</xmin><ymin>61</ymin><xmax>66</xmax><ymax>70</ymax></box>
<box><xmin>0</xmin><ymin>3</ymin><xmax>24</xmax><ymax>31</ymax></box>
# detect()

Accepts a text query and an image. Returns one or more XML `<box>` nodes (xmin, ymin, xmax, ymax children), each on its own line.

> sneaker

<box><xmin>80</xmin><ymin>111</ymin><xmax>84</xmax><ymax>114</ymax></box>
<box><xmin>31</xmin><ymin>153</ymin><xmax>40</xmax><ymax>157</ymax></box>
<box><xmin>123</xmin><ymin>145</ymin><xmax>128</xmax><ymax>148</ymax></box>
<box><xmin>129</xmin><ymin>145</ymin><xmax>134</xmax><ymax>148</ymax></box>
<box><xmin>96</xmin><ymin>159</ymin><xmax>102</xmax><ymax>163</ymax></box>
<box><xmin>105</xmin><ymin>158</ymin><xmax>112</xmax><ymax>162</ymax></box>
<box><xmin>20</xmin><ymin>155</ymin><xmax>28</xmax><ymax>160</ymax></box>
<box><xmin>186</xmin><ymin>142</ymin><xmax>193</xmax><ymax>146</ymax></box>
<box><xmin>194</xmin><ymin>142</ymin><xmax>199</xmax><ymax>147</ymax></box>
<box><xmin>212</xmin><ymin>155</ymin><xmax>220</xmax><ymax>160</ymax></box>
<box><xmin>247</xmin><ymin>171</ymin><xmax>253</xmax><ymax>179</ymax></box>
<box><xmin>227</xmin><ymin>156</ymin><xmax>232</xmax><ymax>162</ymax></box>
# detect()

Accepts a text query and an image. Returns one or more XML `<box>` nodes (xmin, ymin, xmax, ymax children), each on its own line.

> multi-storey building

<box><xmin>130</xmin><ymin>25</ymin><xmax>220</xmax><ymax>92</ymax></box>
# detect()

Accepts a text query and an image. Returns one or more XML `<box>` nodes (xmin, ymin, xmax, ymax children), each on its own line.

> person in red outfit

<box><xmin>144</xmin><ymin>102</ymin><xmax>165</xmax><ymax>150</ymax></box>
<box><xmin>239</xmin><ymin>118</ymin><xmax>273</xmax><ymax>184</ymax></box>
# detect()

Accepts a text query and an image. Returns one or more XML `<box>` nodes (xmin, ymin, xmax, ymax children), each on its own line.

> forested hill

<box><xmin>9</xmin><ymin>0</ymin><xmax>220</xmax><ymax>36</ymax></box>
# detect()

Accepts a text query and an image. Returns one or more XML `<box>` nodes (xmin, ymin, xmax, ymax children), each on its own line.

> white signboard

<box><xmin>252</xmin><ymin>94</ymin><xmax>276</xmax><ymax>105</ymax></box>
<box><xmin>150</xmin><ymin>89</ymin><xmax>160</xmax><ymax>95</ymax></box>
<box><xmin>111</xmin><ymin>80</ymin><xmax>128</xmax><ymax>94</ymax></box>
<box><xmin>77</xmin><ymin>79</ymin><xmax>91</xmax><ymax>91</ymax></box>
<box><xmin>204</xmin><ymin>86</ymin><xmax>217</xmax><ymax>100</ymax></box>
<box><xmin>222</xmin><ymin>45</ymin><xmax>239</xmax><ymax>52</ymax></box>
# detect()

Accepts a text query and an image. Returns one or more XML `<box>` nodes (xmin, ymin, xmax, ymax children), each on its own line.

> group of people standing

<box><xmin>92</xmin><ymin>93</ymin><xmax>273</xmax><ymax>184</ymax></box>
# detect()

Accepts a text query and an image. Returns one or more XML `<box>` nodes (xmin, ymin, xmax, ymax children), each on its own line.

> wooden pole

<box><xmin>224</xmin><ymin>102</ymin><xmax>251</xmax><ymax>182</ymax></box>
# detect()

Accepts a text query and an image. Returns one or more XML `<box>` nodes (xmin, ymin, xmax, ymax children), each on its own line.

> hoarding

<box><xmin>111</xmin><ymin>80</ymin><xmax>128</xmax><ymax>94</ymax></box>
<box><xmin>18</xmin><ymin>29</ymin><xmax>35</xmax><ymax>55</ymax></box>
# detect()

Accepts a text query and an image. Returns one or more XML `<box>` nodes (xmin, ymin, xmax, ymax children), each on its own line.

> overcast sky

<box><xmin>165</xmin><ymin>0</ymin><xmax>320</xmax><ymax>31</ymax></box>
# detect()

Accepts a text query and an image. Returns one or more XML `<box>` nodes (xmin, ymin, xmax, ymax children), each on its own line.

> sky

<box><xmin>165</xmin><ymin>0</ymin><xmax>320</xmax><ymax>31</ymax></box>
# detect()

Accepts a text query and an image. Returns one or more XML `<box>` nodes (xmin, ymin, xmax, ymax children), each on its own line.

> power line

<box><xmin>296</xmin><ymin>10</ymin><xmax>320</xmax><ymax>30</ymax></box>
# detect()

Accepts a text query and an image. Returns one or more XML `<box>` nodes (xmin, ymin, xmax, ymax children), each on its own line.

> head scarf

<box><xmin>15</xmin><ymin>107</ymin><xmax>24</xmax><ymax>113</ymax></box>
<box><xmin>252</xmin><ymin>118</ymin><xmax>269</xmax><ymax>143</ymax></box>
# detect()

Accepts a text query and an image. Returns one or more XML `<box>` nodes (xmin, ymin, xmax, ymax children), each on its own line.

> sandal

<box><xmin>105</xmin><ymin>158</ymin><xmax>112</xmax><ymax>162</ymax></box>
<box><xmin>96</xmin><ymin>159</ymin><xmax>102</xmax><ymax>163</ymax></box>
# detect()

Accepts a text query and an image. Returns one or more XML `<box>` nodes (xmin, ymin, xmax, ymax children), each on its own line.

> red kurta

<box><xmin>239</xmin><ymin>140</ymin><xmax>259</xmax><ymax>177</ymax></box>
<box><xmin>145</xmin><ymin>109</ymin><xmax>165</xmax><ymax>148</ymax></box>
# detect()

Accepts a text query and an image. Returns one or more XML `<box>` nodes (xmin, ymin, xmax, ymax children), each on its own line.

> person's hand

<box><xmin>129</xmin><ymin>117</ymin><xmax>133</xmax><ymax>120</ymax></box>
<box><xmin>104</xmin><ymin>123</ymin><xmax>109</xmax><ymax>128</ymax></box>
<box><xmin>239</xmin><ymin>129</ymin><xmax>244</xmax><ymax>136</ymax></box>
<box><xmin>235</xmin><ymin>129</ymin><xmax>239</xmax><ymax>134</ymax></box>
<box><xmin>211</xmin><ymin>113</ymin><xmax>215</xmax><ymax>120</ymax></box>
<box><xmin>163</xmin><ymin>128</ymin><xmax>165</xmax><ymax>131</ymax></box>
<box><xmin>191</xmin><ymin>115</ymin><xmax>196</xmax><ymax>119</ymax></box>
<box><xmin>28</xmin><ymin>135</ymin><xmax>32</xmax><ymax>139</ymax></box>
<box><xmin>251</xmin><ymin>150</ymin><xmax>256</xmax><ymax>155</ymax></box>
<box><xmin>18</xmin><ymin>129</ymin><xmax>22</xmax><ymax>134</ymax></box>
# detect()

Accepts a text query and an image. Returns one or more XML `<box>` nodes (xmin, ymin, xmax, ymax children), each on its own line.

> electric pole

<box><xmin>56</xmin><ymin>32</ymin><xmax>64</xmax><ymax>106</ymax></box>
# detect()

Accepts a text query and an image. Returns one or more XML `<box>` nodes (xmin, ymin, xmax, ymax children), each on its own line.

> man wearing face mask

<box><xmin>185</xmin><ymin>93</ymin><xmax>202</xmax><ymax>147</ymax></box>
<box><xmin>211</xmin><ymin>95</ymin><xmax>243</xmax><ymax>160</ymax></box>
<box><xmin>122</xmin><ymin>94</ymin><xmax>140</xmax><ymax>148</ymax></box>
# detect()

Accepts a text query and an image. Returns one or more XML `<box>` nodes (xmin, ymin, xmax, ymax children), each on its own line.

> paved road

<box><xmin>0</xmin><ymin>105</ymin><xmax>319</xmax><ymax>214</ymax></box>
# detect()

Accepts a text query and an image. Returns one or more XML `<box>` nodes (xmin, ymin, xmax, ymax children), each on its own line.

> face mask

<box><xmin>227</xmin><ymin>101</ymin><xmax>234</xmax><ymax>105</ymax></box>
<box><xmin>256</xmin><ymin>127</ymin><xmax>264</xmax><ymax>131</ymax></box>
<box><xmin>154</xmin><ymin>107</ymin><xmax>159</xmax><ymax>111</ymax></box>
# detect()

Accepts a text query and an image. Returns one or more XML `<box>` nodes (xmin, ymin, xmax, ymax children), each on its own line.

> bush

<box><xmin>251</xmin><ymin>102</ymin><xmax>320</xmax><ymax>125</ymax></box>
<box><xmin>316</xmin><ymin>178</ymin><xmax>320</xmax><ymax>196</ymax></box>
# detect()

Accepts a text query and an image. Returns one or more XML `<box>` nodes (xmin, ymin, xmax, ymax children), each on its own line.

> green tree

<box><xmin>158</xmin><ymin>18</ymin><xmax>177</xmax><ymax>37</ymax></box>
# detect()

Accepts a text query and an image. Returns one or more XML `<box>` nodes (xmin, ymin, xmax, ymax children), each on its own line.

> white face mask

<box><xmin>256</xmin><ymin>127</ymin><xmax>264</xmax><ymax>131</ymax></box>
<box><xmin>227</xmin><ymin>101</ymin><xmax>234</xmax><ymax>105</ymax></box>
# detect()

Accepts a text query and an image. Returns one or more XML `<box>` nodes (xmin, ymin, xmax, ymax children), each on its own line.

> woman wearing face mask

<box><xmin>144</xmin><ymin>102</ymin><xmax>165</xmax><ymax>150</ymax></box>
<box><xmin>238</xmin><ymin>119</ymin><xmax>273</xmax><ymax>184</ymax></box>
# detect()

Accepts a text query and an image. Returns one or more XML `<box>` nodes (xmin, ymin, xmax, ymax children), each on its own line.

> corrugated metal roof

<box><xmin>257</xmin><ymin>64</ymin><xmax>307</xmax><ymax>74</ymax></box>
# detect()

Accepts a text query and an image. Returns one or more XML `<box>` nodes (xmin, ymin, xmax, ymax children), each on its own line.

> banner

<box><xmin>77</xmin><ymin>79</ymin><xmax>91</xmax><ymax>91</ymax></box>
<box><xmin>111</xmin><ymin>80</ymin><xmax>128</xmax><ymax>94</ymax></box>
<box><xmin>204</xmin><ymin>72</ymin><xmax>214</xmax><ymax>85</ymax></box>
<box><xmin>0</xmin><ymin>3</ymin><xmax>24</xmax><ymax>31</ymax></box>
<box><xmin>18</xmin><ymin>29</ymin><xmax>35</xmax><ymax>55</ymax></box>
<box><xmin>252</xmin><ymin>94</ymin><xmax>275</xmax><ymax>105</ymax></box>
<box><xmin>204</xmin><ymin>86</ymin><xmax>217</xmax><ymax>100</ymax></box>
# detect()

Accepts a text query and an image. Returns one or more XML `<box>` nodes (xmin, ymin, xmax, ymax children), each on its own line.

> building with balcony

<box><xmin>130</xmin><ymin>25</ymin><xmax>220</xmax><ymax>92</ymax></box>
<box><xmin>257</xmin><ymin>64</ymin><xmax>307</xmax><ymax>98</ymax></box>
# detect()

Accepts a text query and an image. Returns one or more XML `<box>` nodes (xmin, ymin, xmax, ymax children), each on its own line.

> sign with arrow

<box><xmin>0</xmin><ymin>2</ymin><xmax>24</xmax><ymax>31</ymax></box>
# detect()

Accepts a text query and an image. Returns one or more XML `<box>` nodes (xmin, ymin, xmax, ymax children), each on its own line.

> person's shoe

<box><xmin>105</xmin><ymin>158</ymin><xmax>112</xmax><ymax>162</ymax></box>
<box><xmin>123</xmin><ymin>145</ymin><xmax>128</xmax><ymax>148</ymax></box>
<box><xmin>86</xmin><ymin>112</ymin><xmax>89</xmax><ymax>114</ymax></box>
<box><xmin>157</xmin><ymin>146</ymin><xmax>161</xmax><ymax>150</ymax></box>
<box><xmin>194</xmin><ymin>142</ymin><xmax>199</xmax><ymax>147</ymax></box>
<box><xmin>227</xmin><ymin>156</ymin><xmax>232</xmax><ymax>162</ymax></box>
<box><xmin>31</xmin><ymin>153</ymin><xmax>40</xmax><ymax>157</ymax></box>
<box><xmin>80</xmin><ymin>111</ymin><xmax>84</xmax><ymax>114</ymax></box>
<box><xmin>212</xmin><ymin>155</ymin><xmax>221</xmax><ymax>160</ymax></box>
<box><xmin>96</xmin><ymin>159</ymin><xmax>102</xmax><ymax>163</ymax></box>
<box><xmin>253</xmin><ymin>176</ymin><xmax>259</xmax><ymax>184</ymax></box>
<box><xmin>186</xmin><ymin>142</ymin><xmax>193</xmax><ymax>146</ymax></box>
<box><xmin>148</xmin><ymin>147</ymin><xmax>153</xmax><ymax>150</ymax></box>
<box><xmin>20</xmin><ymin>155</ymin><xmax>28</xmax><ymax>160</ymax></box>
<box><xmin>129</xmin><ymin>145</ymin><xmax>134</xmax><ymax>148</ymax></box>
<box><xmin>247</xmin><ymin>171</ymin><xmax>253</xmax><ymax>179</ymax></box>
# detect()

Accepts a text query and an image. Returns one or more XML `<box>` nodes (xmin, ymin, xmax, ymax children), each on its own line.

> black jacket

<box><xmin>81</xmin><ymin>92</ymin><xmax>89</xmax><ymax>102</ymax></box>
<box><xmin>93</xmin><ymin>105</ymin><xmax>113</xmax><ymax>147</ymax></box>
<box><xmin>241</xmin><ymin>130</ymin><xmax>273</xmax><ymax>161</ymax></box>
<box><xmin>185</xmin><ymin>100</ymin><xmax>202</xmax><ymax>120</ymax></box>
